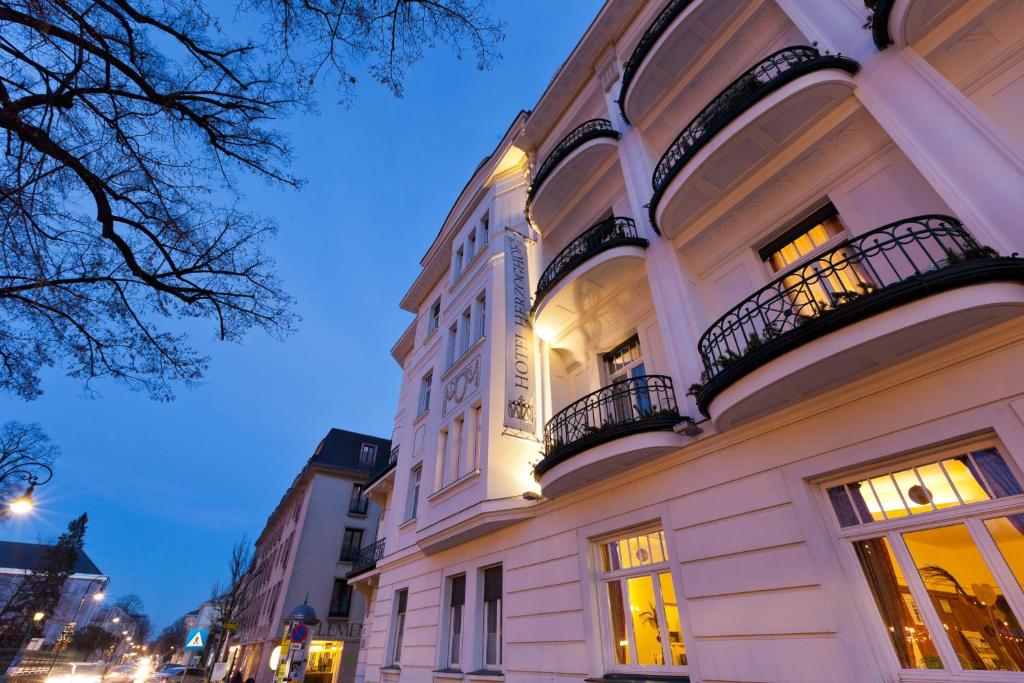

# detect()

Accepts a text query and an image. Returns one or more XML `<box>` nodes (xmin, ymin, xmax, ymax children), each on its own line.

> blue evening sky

<box><xmin>0</xmin><ymin>1</ymin><xmax>605</xmax><ymax>630</ymax></box>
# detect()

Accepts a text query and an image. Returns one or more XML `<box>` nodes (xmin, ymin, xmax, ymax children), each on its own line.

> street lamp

<box><xmin>5</xmin><ymin>462</ymin><xmax>53</xmax><ymax>515</ymax></box>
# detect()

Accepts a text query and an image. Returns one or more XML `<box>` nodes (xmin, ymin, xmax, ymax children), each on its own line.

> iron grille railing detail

<box><xmin>619</xmin><ymin>0</ymin><xmax>697</xmax><ymax>124</ymax></box>
<box><xmin>365</xmin><ymin>446</ymin><xmax>398</xmax><ymax>489</ymax></box>
<box><xmin>696</xmin><ymin>216</ymin><xmax>1016</xmax><ymax>410</ymax></box>
<box><xmin>534</xmin><ymin>217</ymin><xmax>648</xmax><ymax>310</ymax></box>
<box><xmin>868</xmin><ymin>0</ymin><xmax>896</xmax><ymax>49</ymax></box>
<box><xmin>348</xmin><ymin>538</ymin><xmax>386</xmax><ymax>577</ymax></box>
<box><xmin>649</xmin><ymin>46</ymin><xmax>859</xmax><ymax>228</ymax></box>
<box><xmin>536</xmin><ymin>375</ymin><xmax>680</xmax><ymax>477</ymax></box>
<box><xmin>527</xmin><ymin>119</ymin><xmax>619</xmax><ymax>205</ymax></box>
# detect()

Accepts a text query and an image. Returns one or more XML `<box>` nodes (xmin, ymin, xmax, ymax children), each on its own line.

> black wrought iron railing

<box><xmin>536</xmin><ymin>375</ymin><xmax>680</xmax><ymax>477</ymax></box>
<box><xmin>619</xmin><ymin>0</ymin><xmax>697</xmax><ymax>124</ymax></box>
<box><xmin>867</xmin><ymin>0</ymin><xmax>896</xmax><ymax>49</ymax></box>
<box><xmin>649</xmin><ymin>46</ymin><xmax>859</xmax><ymax>228</ymax></box>
<box><xmin>365</xmin><ymin>446</ymin><xmax>398</xmax><ymax>489</ymax></box>
<box><xmin>348</xmin><ymin>538</ymin><xmax>386</xmax><ymax>577</ymax></box>
<box><xmin>534</xmin><ymin>217</ymin><xmax>648</xmax><ymax>310</ymax></box>
<box><xmin>696</xmin><ymin>215</ymin><xmax>1017</xmax><ymax>410</ymax></box>
<box><xmin>527</xmin><ymin>119</ymin><xmax>620</xmax><ymax>203</ymax></box>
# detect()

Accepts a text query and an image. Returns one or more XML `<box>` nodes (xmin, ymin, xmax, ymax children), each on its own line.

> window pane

<box><xmin>903</xmin><ymin>524</ymin><xmax>1024</xmax><ymax>671</ymax></box>
<box><xmin>915</xmin><ymin>463</ymin><xmax>961</xmax><ymax>511</ymax></box>
<box><xmin>606</xmin><ymin>581</ymin><xmax>630</xmax><ymax>665</ymax></box>
<box><xmin>893</xmin><ymin>468</ymin><xmax>934</xmax><ymax>515</ymax></box>
<box><xmin>626</xmin><ymin>576</ymin><xmax>661</xmax><ymax>665</ymax></box>
<box><xmin>985</xmin><ymin>516</ymin><xmax>1024</xmax><ymax>596</ymax></box>
<box><xmin>941</xmin><ymin>457</ymin><xmax>990</xmax><ymax>504</ymax></box>
<box><xmin>658</xmin><ymin>573</ymin><xmax>686</xmax><ymax>666</ymax></box>
<box><xmin>869</xmin><ymin>475</ymin><xmax>909</xmax><ymax>519</ymax></box>
<box><xmin>449</xmin><ymin>604</ymin><xmax>462</xmax><ymax>665</ymax></box>
<box><xmin>484</xmin><ymin>599</ymin><xmax>500</xmax><ymax>665</ymax></box>
<box><xmin>852</xmin><ymin>537</ymin><xmax>939</xmax><ymax>669</ymax></box>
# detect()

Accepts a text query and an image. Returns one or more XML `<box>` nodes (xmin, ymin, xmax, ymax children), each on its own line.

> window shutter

<box><xmin>450</xmin><ymin>575</ymin><xmax>466</xmax><ymax>607</ymax></box>
<box><xmin>483</xmin><ymin>566</ymin><xmax>502</xmax><ymax>602</ymax></box>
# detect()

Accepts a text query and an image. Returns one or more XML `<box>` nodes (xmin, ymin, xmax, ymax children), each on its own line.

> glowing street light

<box><xmin>6</xmin><ymin>463</ymin><xmax>54</xmax><ymax>515</ymax></box>
<box><xmin>92</xmin><ymin>591</ymin><xmax>105</xmax><ymax>602</ymax></box>
<box><xmin>113</xmin><ymin>617</ymin><xmax>121</xmax><ymax>624</ymax></box>
<box><xmin>33</xmin><ymin>612</ymin><xmax>45</xmax><ymax>622</ymax></box>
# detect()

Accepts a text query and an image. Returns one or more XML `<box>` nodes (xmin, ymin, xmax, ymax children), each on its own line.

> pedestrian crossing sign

<box><xmin>184</xmin><ymin>628</ymin><xmax>208</xmax><ymax>650</ymax></box>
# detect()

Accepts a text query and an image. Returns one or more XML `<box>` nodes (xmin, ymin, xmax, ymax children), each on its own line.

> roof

<box><xmin>0</xmin><ymin>541</ymin><xmax>103</xmax><ymax>575</ymax></box>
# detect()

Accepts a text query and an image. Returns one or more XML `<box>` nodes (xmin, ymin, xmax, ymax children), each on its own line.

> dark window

<box><xmin>391</xmin><ymin>589</ymin><xmax>409</xmax><ymax>665</ymax></box>
<box><xmin>349</xmin><ymin>484</ymin><xmax>368</xmax><ymax>515</ymax></box>
<box><xmin>359</xmin><ymin>444</ymin><xmax>378</xmax><ymax>466</ymax></box>
<box><xmin>483</xmin><ymin>565</ymin><xmax>503</xmax><ymax>667</ymax></box>
<box><xmin>340</xmin><ymin>528</ymin><xmax>364</xmax><ymax>562</ymax></box>
<box><xmin>329</xmin><ymin>579</ymin><xmax>352</xmax><ymax>618</ymax></box>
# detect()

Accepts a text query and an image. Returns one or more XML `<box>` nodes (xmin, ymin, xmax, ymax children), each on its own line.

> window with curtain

<box><xmin>447</xmin><ymin>574</ymin><xmax>465</xmax><ymax>669</ymax></box>
<box><xmin>482</xmin><ymin>565</ymin><xmax>502</xmax><ymax>668</ymax></box>
<box><xmin>597</xmin><ymin>528</ymin><xmax>686</xmax><ymax>673</ymax></box>
<box><xmin>826</xmin><ymin>444</ymin><xmax>1024</xmax><ymax>674</ymax></box>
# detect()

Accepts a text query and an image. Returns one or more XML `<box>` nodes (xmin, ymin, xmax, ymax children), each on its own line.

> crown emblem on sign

<box><xmin>508</xmin><ymin>396</ymin><xmax>535</xmax><ymax>422</ymax></box>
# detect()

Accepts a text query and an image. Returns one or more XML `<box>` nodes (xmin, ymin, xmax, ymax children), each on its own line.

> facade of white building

<box><xmin>350</xmin><ymin>2</ymin><xmax>1024</xmax><ymax>682</ymax></box>
<box><xmin>234</xmin><ymin>429</ymin><xmax>390</xmax><ymax>683</ymax></box>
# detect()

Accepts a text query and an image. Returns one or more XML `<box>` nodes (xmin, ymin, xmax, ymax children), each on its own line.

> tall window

<box><xmin>329</xmin><ymin>580</ymin><xmax>352</xmax><ymax>618</ymax></box>
<box><xmin>446</xmin><ymin>575</ymin><xmax>466</xmax><ymax>669</ymax></box>
<box><xmin>446</xmin><ymin>324</ymin><xmax>459</xmax><ymax>368</ymax></box>
<box><xmin>390</xmin><ymin>589</ymin><xmax>408</xmax><ymax>666</ymax></box>
<box><xmin>481</xmin><ymin>214</ymin><xmax>489</xmax><ymax>246</ymax></box>
<box><xmin>603</xmin><ymin>335</ymin><xmax>650</xmax><ymax>422</ymax></box>
<box><xmin>405</xmin><ymin>465</ymin><xmax>421</xmax><ymax>522</ymax></box>
<box><xmin>472</xmin><ymin>405</ymin><xmax>483</xmax><ymax>471</ymax></box>
<box><xmin>459</xmin><ymin>308</ymin><xmax>471</xmax><ymax>355</ymax></box>
<box><xmin>466</xmin><ymin>232</ymin><xmax>476</xmax><ymax>262</ymax></box>
<box><xmin>760</xmin><ymin>204</ymin><xmax>869</xmax><ymax>318</ymax></box>
<box><xmin>418</xmin><ymin>372</ymin><xmax>432</xmax><ymax>416</ymax></box>
<box><xmin>474</xmin><ymin>293</ymin><xmax>486</xmax><ymax>341</ymax></box>
<box><xmin>428</xmin><ymin>298</ymin><xmax>441</xmax><ymax>334</ymax></box>
<box><xmin>826</xmin><ymin>443</ymin><xmax>1024</xmax><ymax>673</ymax></box>
<box><xmin>339</xmin><ymin>528</ymin><xmax>363</xmax><ymax>562</ymax></box>
<box><xmin>454</xmin><ymin>246</ymin><xmax>464</xmax><ymax>279</ymax></box>
<box><xmin>482</xmin><ymin>565</ymin><xmax>503</xmax><ymax>668</ymax></box>
<box><xmin>359</xmin><ymin>443</ymin><xmax>377</xmax><ymax>466</ymax></box>
<box><xmin>598</xmin><ymin>528</ymin><xmax>686</xmax><ymax>670</ymax></box>
<box><xmin>349</xmin><ymin>484</ymin><xmax>368</xmax><ymax>515</ymax></box>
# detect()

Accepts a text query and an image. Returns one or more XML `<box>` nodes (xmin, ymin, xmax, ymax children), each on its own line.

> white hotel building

<box><xmin>349</xmin><ymin>1</ymin><xmax>1024</xmax><ymax>682</ymax></box>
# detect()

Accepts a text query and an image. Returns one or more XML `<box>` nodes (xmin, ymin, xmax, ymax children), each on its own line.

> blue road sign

<box><xmin>288</xmin><ymin>623</ymin><xmax>308</xmax><ymax>643</ymax></box>
<box><xmin>184</xmin><ymin>628</ymin><xmax>208</xmax><ymax>651</ymax></box>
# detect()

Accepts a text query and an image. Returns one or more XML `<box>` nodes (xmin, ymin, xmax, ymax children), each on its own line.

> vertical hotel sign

<box><xmin>503</xmin><ymin>229</ymin><xmax>536</xmax><ymax>435</ymax></box>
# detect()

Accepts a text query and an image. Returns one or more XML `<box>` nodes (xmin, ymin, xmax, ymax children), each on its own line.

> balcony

<box><xmin>535</xmin><ymin>375</ymin><xmax>685</xmax><ymax>497</ymax></box>
<box><xmin>619</xmin><ymin>0</ymin><xmax>749</xmax><ymax>126</ymax></box>
<box><xmin>649</xmin><ymin>46</ymin><xmax>860</xmax><ymax>237</ymax></box>
<box><xmin>869</xmin><ymin>0</ymin><xmax>962</xmax><ymax>50</ymax></box>
<box><xmin>526</xmin><ymin>119</ymin><xmax>621</xmax><ymax>230</ymax></box>
<box><xmin>533</xmin><ymin>216</ymin><xmax>648</xmax><ymax>333</ymax></box>
<box><xmin>364</xmin><ymin>446</ymin><xmax>398</xmax><ymax>501</ymax></box>
<box><xmin>347</xmin><ymin>538</ymin><xmax>386</xmax><ymax>579</ymax></box>
<box><xmin>695</xmin><ymin>215</ymin><xmax>1024</xmax><ymax>429</ymax></box>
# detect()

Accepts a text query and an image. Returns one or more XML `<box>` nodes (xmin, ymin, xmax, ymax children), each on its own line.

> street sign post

<box><xmin>184</xmin><ymin>629</ymin><xmax>208</xmax><ymax>651</ymax></box>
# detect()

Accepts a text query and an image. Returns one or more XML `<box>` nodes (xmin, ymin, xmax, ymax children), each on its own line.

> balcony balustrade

<box><xmin>649</xmin><ymin>46</ymin><xmax>859</xmax><ymax>233</ymax></box>
<box><xmin>347</xmin><ymin>538</ymin><xmax>386</xmax><ymax>578</ymax></box>
<box><xmin>534</xmin><ymin>217</ymin><xmax>648</xmax><ymax>312</ymax></box>
<box><xmin>536</xmin><ymin>375</ymin><xmax>680</xmax><ymax>481</ymax></box>
<box><xmin>695</xmin><ymin>215</ymin><xmax>1024</xmax><ymax>421</ymax></box>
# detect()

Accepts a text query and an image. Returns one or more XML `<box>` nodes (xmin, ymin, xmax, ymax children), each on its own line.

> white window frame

<box><xmin>428</xmin><ymin>298</ymin><xmax>441</xmax><ymax>334</ymax></box>
<box><xmin>821</xmin><ymin>437</ymin><xmax>1024</xmax><ymax>679</ymax></box>
<box><xmin>359</xmin><ymin>443</ymin><xmax>377</xmax><ymax>466</ymax></box>
<box><xmin>418</xmin><ymin>372</ymin><xmax>432</xmax><ymax>416</ymax></box>
<box><xmin>459</xmin><ymin>308</ymin><xmax>471</xmax><ymax>356</ymax></box>
<box><xmin>388</xmin><ymin>589</ymin><xmax>408</xmax><ymax>666</ymax></box>
<box><xmin>445</xmin><ymin>574</ymin><xmax>466</xmax><ymax>670</ymax></box>
<box><xmin>446</xmin><ymin>323</ymin><xmax>459</xmax><ymax>368</ymax></box>
<box><xmin>593</xmin><ymin>526</ymin><xmax>688</xmax><ymax>676</ymax></box>
<box><xmin>481</xmin><ymin>564</ymin><xmax>502</xmax><ymax>669</ymax></box>
<box><xmin>453</xmin><ymin>246</ymin><xmax>464</xmax><ymax>280</ymax></box>
<box><xmin>405</xmin><ymin>465</ymin><xmax>421</xmax><ymax>522</ymax></box>
<box><xmin>466</xmin><ymin>232</ymin><xmax>476</xmax><ymax>263</ymax></box>
<box><xmin>474</xmin><ymin>292</ymin><xmax>486</xmax><ymax>341</ymax></box>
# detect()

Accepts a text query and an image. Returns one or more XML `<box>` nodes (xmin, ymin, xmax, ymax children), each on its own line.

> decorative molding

<box><xmin>442</xmin><ymin>355</ymin><xmax>481</xmax><ymax>416</ymax></box>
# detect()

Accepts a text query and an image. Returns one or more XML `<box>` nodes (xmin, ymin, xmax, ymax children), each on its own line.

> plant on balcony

<box><xmin>942</xmin><ymin>245</ymin><xmax>1000</xmax><ymax>266</ymax></box>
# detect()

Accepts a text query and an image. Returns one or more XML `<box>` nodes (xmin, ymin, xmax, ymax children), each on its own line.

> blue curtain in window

<box><xmin>959</xmin><ymin>449</ymin><xmax>1024</xmax><ymax>532</ymax></box>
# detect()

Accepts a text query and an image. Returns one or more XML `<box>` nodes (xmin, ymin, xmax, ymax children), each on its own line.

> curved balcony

<box><xmin>535</xmin><ymin>375</ymin><xmax>684</xmax><ymax>497</ymax></box>
<box><xmin>526</xmin><ymin>119</ymin><xmax>621</xmax><ymax>229</ymax></box>
<box><xmin>869</xmin><ymin>0</ymin><xmax>962</xmax><ymax>50</ymax></box>
<box><xmin>347</xmin><ymin>538</ymin><xmax>386</xmax><ymax>579</ymax></box>
<box><xmin>649</xmin><ymin>46</ymin><xmax>860</xmax><ymax>237</ymax></box>
<box><xmin>695</xmin><ymin>216</ymin><xmax>1024</xmax><ymax>429</ymax></box>
<box><xmin>533</xmin><ymin>216</ymin><xmax>648</xmax><ymax>325</ymax></box>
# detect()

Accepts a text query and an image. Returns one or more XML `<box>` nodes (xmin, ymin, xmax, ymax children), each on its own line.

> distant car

<box><xmin>148</xmin><ymin>666</ymin><xmax>205</xmax><ymax>683</ymax></box>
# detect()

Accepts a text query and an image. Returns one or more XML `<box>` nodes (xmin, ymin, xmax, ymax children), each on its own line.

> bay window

<box><xmin>827</xmin><ymin>443</ymin><xmax>1024</xmax><ymax>674</ymax></box>
<box><xmin>597</xmin><ymin>528</ymin><xmax>686</xmax><ymax>671</ymax></box>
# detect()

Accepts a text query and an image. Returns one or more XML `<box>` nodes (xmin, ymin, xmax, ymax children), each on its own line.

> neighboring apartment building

<box><xmin>234</xmin><ymin>429</ymin><xmax>390</xmax><ymax>683</ymax></box>
<box><xmin>90</xmin><ymin>604</ymin><xmax>145</xmax><ymax>663</ymax></box>
<box><xmin>348</xmin><ymin>2</ymin><xmax>1024</xmax><ymax>682</ymax></box>
<box><xmin>0</xmin><ymin>541</ymin><xmax>106</xmax><ymax>645</ymax></box>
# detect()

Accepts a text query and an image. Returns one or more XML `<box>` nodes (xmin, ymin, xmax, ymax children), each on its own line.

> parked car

<box><xmin>148</xmin><ymin>666</ymin><xmax>205</xmax><ymax>683</ymax></box>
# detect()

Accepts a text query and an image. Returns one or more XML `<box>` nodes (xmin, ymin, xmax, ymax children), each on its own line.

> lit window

<box><xmin>418</xmin><ymin>373</ymin><xmax>432</xmax><ymax>416</ymax></box>
<box><xmin>597</xmin><ymin>528</ymin><xmax>686</xmax><ymax>670</ymax></box>
<box><xmin>446</xmin><ymin>575</ymin><xmax>466</xmax><ymax>668</ymax></box>
<box><xmin>389</xmin><ymin>589</ymin><xmax>408</xmax><ymax>665</ymax></box>
<box><xmin>828</xmin><ymin>443</ymin><xmax>1024</xmax><ymax>673</ymax></box>
<box><xmin>482</xmin><ymin>565</ymin><xmax>502</xmax><ymax>668</ymax></box>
